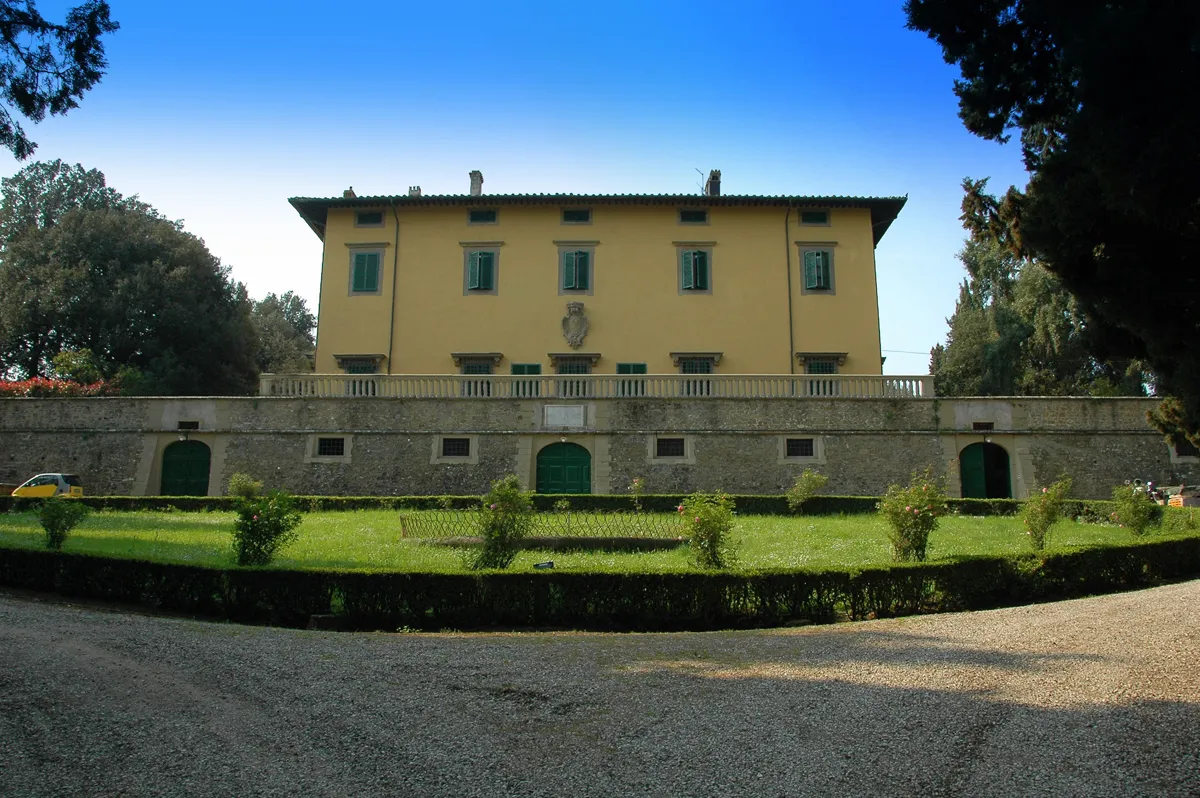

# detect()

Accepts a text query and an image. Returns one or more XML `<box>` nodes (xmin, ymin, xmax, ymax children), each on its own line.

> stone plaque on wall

<box><xmin>544</xmin><ymin>405</ymin><xmax>586</xmax><ymax>428</ymax></box>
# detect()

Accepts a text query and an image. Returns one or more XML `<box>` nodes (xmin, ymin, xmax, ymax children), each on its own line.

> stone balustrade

<box><xmin>257</xmin><ymin>373</ymin><xmax>934</xmax><ymax>399</ymax></box>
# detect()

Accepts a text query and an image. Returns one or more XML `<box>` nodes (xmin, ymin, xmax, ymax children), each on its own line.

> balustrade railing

<box><xmin>259</xmin><ymin>373</ymin><xmax>934</xmax><ymax>399</ymax></box>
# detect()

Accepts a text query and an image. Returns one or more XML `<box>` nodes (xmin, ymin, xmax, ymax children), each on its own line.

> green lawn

<box><xmin>2</xmin><ymin>508</ymin><xmax>1195</xmax><ymax>573</ymax></box>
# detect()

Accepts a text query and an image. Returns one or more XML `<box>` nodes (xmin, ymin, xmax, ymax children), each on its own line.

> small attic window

<box><xmin>468</xmin><ymin>209</ymin><xmax>498</xmax><ymax>224</ymax></box>
<box><xmin>355</xmin><ymin>211</ymin><xmax>384</xmax><ymax>227</ymax></box>
<box><xmin>679</xmin><ymin>209</ymin><xmax>708</xmax><ymax>224</ymax></box>
<box><xmin>800</xmin><ymin>210</ymin><xmax>830</xmax><ymax>225</ymax></box>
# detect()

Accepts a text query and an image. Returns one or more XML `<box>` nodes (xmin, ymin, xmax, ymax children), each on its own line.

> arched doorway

<box><xmin>959</xmin><ymin>442</ymin><xmax>1011</xmax><ymax>499</ymax></box>
<box><xmin>160</xmin><ymin>440</ymin><xmax>212</xmax><ymax>496</ymax></box>
<box><xmin>535</xmin><ymin>442</ymin><xmax>592</xmax><ymax>494</ymax></box>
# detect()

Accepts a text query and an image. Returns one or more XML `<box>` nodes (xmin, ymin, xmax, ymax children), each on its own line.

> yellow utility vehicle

<box><xmin>11</xmin><ymin>473</ymin><xmax>84</xmax><ymax>498</ymax></box>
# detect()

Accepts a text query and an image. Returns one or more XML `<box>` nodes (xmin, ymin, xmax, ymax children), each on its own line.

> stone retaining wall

<box><xmin>1</xmin><ymin>396</ymin><xmax>1195</xmax><ymax>498</ymax></box>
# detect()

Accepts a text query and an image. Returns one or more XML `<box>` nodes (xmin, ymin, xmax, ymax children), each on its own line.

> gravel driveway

<box><xmin>1</xmin><ymin>582</ymin><xmax>1198</xmax><ymax>798</ymax></box>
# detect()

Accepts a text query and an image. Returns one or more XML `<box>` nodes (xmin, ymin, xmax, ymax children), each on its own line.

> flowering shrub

<box><xmin>468</xmin><ymin>474</ymin><xmax>534</xmax><ymax>570</ymax></box>
<box><xmin>878</xmin><ymin>470</ymin><xmax>948</xmax><ymax>562</ymax></box>
<box><xmin>785</xmin><ymin>469</ymin><xmax>829</xmax><ymax>514</ymax></box>
<box><xmin>1021</xmin><ymin>476</ymin><xmax>1072</xmax><ymax>551</ymax></box>
<box><xmin>680</xmin><ymin>492</ymin><xmax>737</xmax><ymax>569</ymax></box>
<box><xmin>0</xmin><ymin>377</ymin><xmax>116</xmax><ymax>397</ymax></box>
<box><xmin>39</xmin><ymin>496</ymin><xmax>88</xmax><ymax>550</ymax></box>
<box><xmin>232</xmin><ymin>490</ymin><xmax>303</xmax><ymax>566</ymax></box>
<box><xmin>629</xmin><ymin>476</ymin><xmax>646</xmax><ymax>513</ymax></box>
<box><xmin>1110</xmin><ymin>483</ymin><xmax>1160</xmax><ymax>536</ymax></box>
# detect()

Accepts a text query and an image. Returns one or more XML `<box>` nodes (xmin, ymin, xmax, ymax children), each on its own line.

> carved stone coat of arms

<box><xmin>562</xmin><ymin>302</ymin><xmax>588</xmax><ymax>349</ymax></box>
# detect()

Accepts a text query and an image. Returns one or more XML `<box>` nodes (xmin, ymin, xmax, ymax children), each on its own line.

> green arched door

<box><xmin>959</xmin><ymin>442</ymin><xmax>1011</xmax><ymax>499</ymax></box>
<box><xmin>161</xmin><ymin>440</ymin><xmax>211</xmax><ymax>496</ymax></box>
<box><xmin>535</xmin><ymin>443</ymin><xmax>591</xmax><ymax>494</ymax></box>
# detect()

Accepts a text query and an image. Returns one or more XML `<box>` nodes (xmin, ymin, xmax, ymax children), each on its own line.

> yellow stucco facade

<box><xmin>292</xmin><ymin>189</ymin><xmax>905</xmax><ymax>376</ymax></box>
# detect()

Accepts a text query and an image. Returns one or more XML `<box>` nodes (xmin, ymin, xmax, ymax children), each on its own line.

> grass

<box><xmin>2</xmin><ymin>508</ymin><xmax>1197</xmax><ymax>574</ymax></box>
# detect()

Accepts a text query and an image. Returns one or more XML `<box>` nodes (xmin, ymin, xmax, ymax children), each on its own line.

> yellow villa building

<box><xmin>289</xmin><ymin>171</ymin><xmax>907</xmax><ymax>385</ymax></box>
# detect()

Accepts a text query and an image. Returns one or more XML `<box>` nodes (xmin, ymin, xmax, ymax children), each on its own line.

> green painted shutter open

<box><xmin>353</xmin><ymin>252</ymin><xmax>379</xmax><ymax>292</ymax></box>
<box><xmin>681</xmin><ymin>251</ymin><xmax>695</xmax><ymax>289</ymax></box>
<box><xmin>467</xmin><ymin>252</ymin><xmax>481</xmax><ymax>289</ymax></box>
<box><xmin>804</xmin><ymin>251</ymin><xmax>830</xmax><ymax>290</ymax></box>
<box><xmin>575</xmin><ymin>251</ymin><xmax>589</xmax><ymax>290</ymax></box>
<box><xmin>694</xmin><ymin>251</ymin><xmax>709</xmax><ymax>290</ymax></box>
<box><xmin>468</xmin><ymin>251</ymin><xmax>494</xmax><ymax>290</ymax></box>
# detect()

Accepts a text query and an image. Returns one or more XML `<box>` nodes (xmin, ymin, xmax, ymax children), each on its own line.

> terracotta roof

<box><xmin>288</xmin><ymin>193</ymin><xmax>907</xmax><ymax>245</ymax></box>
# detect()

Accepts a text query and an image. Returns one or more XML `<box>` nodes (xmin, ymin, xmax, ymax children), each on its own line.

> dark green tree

<box><xmin>0</xmin><ymin>2</ymin><xmax>118</xmax><ymax>159</ymax></box>
<box><xmin>251</xmin><ymin>291</ymin><xmax>315</xmax><ymax>374</ymax></box>
<box><xmin>0</xmin><ymin>159</ymin><xmax>149</xmax><ymax>243</ymax></box>
<box><xmin>907</xmin><ymin>0</ymin><xmax>1200</xmax><ymax>443</ymax></box>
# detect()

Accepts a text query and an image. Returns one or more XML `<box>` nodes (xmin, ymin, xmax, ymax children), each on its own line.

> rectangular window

<box><xmin>802</xmin><ymin>249</ymin><xmax>833</xmax><ymax>292</ymax></box>
<box><xmin>460</xmin><ymin>359</ymin><xmax>493</xmax><ymax>397</ymax></box>
<box><xmin>555</xmin><ymin>358</ymin><xmax>591</xmax><ymax>398</ymax></box>
<box><xmin>617</xmin><ymin>362</ymin><xmax>647</xmax><ymax>397</ymax></box>
<box><xmin>177</xmin><ymin>421</ymin><xmax>200</xmax><ymax>431</ymax></box>
<box><xmin>466</xmin><ymin>250</ymin><xmax>496</xmax><ymax>292</ymax></box>
<box><xmin>562</xmin><ymin>250</ymin><xmax>590</xmax><ymax>291</ymax></box>
<box><xmin>972</xmin><ymin>421</ymin><xmax>995</xmax><ymax>431</ymax></box>
<box><xmin>556</xmin><ymin>358</ymin><xmax>591</xmax><ymax>375</ymax></box>
<box><xmin>680</xmin><ymin>250</ymin><xmax>710</xmax><ymax>292</ymax></box>
<box><xmin>562</xmin><ymin>208</ymin><xmax>591</xmax><ymax>224</ymax></box>
<box><xmin>355</xmin><ymin>211</ymin><xmax>384</xmax><ymax>227</ymax></box>
<box><xmin>800</xmin><ymin>210</ymin><xmax>829</xmax><ymax>225</ymax></box>
<box><xmin>1176</xmin><ymin>439</ymin><xmax>1200</xmax><ymax>458</ymax></box>
<box><xmin>350</xmin><ymin>250</ymin><xmax>381</xmax><ymax>293</ymax></box>
<box><xmin>511</xmin><ymin>363</ymin><xmax>541</xmax><ymax>398</ymax></box>
<box><xmin>680</xmin><ymin>357</ymin><xmax>714</xmax><ymax>374</ymax></box>
<box><xmin>343</xmin><ymin>359</ymin><xmax>378</xmax><ymax>374</ymax></box>
<box><xmin>317</xmin><ymin>437</ymin><xmax>346</xmax><ymax>457</ymax></box>
<box><xmin>468</xmin><ymin>209</ymin><xmax>497</xmax><ymax>224</ymax></box>
<box><xmin>441</xmin><ymin>437</ymin><xmax>471</xmax><ymax>458</ymax></box>
<box><xmin>785</xmin><ymin>438</ymin><xmax>815</xmax><ymax>458</ymax></box>
<box><xmin>805</xmin><ymin>360</ymin><xmax>837</xmax><ymax>375</ymax></box>
<box><xmin>679</xmin><ymin>209</ymin><xmax>708</xmax><ymax>224</ymax></box>
<box><xmin>656</xmin><ymin>438</ymin><xmax>686</xmax><ymax>458</ymax></box>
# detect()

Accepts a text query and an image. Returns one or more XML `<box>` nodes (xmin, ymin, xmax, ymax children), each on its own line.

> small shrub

<box><xmin>39</xmin><ymin>496</ymin><xmax>88</xmax><ymax>550</ymax></box>
<box><xmin>680</xmin><ymin>492</ymin><xmax>737</xmax><ymax>569</ymax></box>
<box><xmin>552</xmin><ymin>498</ymin><xmax>571</xmax><ymax>513</ymax></box>
<box><xmin>1163</xmin><ymin>506</ymin><xmax>1198</xmax><ymax>532</ymax></box>
<box><xmin>1110</xmin><ymin>484</ymin><xmax>1161</xmax><ymax>536</ymax></box>
<box><xmin>232</xmin><ymin>491</ymin><xmax>303</xmax><ymax>566</ymax></box>
<box><xmin>227</xmin><ymin>472</ymin><xmax>263</xmax><ymax>499</ymax></box>
<box><xmin>786</xmin><ymin>469</ymin><xmax>829</xmax><ymax>514</ymax></box>
<box><xmin>879</xmin><ymin>470</ymin><xmax>948</xmax><ymax>562</ymax></box>
<box><xmin>1022</xmin><ymin>476</ymin><xmax>1073</xmax><ymax>551</ymax></box>
<box><xmin>468</xmin><ymin>475</ymin><xmax>534</xmax><ymax>570</ymax></box>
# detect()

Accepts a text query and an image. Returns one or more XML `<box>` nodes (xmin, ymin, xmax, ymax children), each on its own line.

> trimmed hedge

<box><xmin>0</xmin><ymin>492</ymin><xmax>1118</xmax><ymax>519</ymax></box>
<box><xmin>1</xmin><ymin>536</ymin><xmax>1197</xmax><ymax>632</ymax></box>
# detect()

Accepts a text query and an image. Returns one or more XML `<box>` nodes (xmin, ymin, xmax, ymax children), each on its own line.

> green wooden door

<box><xmin>535</xmin><ymin>443</ymin><xmax>591</xmax><ymax>494</ymax></box>
<box><xmin>960</xmin><ymin>443</ymin><xmax>987</xmax><ymax>498</ymax></box>
<box><xmin>960</xmin><ymin>442</ymin><xmax>1012</xmax><ymax>499</ymax></box>
<box><xmin>160</xmin><ymin>441</ymin><xmax>211</xmax><ymax>496</ymax></box>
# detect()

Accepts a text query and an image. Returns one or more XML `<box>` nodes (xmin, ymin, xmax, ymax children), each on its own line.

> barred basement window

<box><xmin>317</xmin><ymin>437</ymin><xmax>345</xmax><ymax>457</ymax></box>
<box><xmin>785</xmin><ymin>438</ymin><xmax>815</xmax><ymax>458</ymax></box>
<box><xmin>656</xmin><ymin>438</ymin><xmax>686</xmax><ymax>458</ymax></box>
<box><xmin>972</xmin><ymin>422</ymin><xmax>995</xmax><ymax>431</ymax></box>
<box><xmin>177</xmin><ymin>421</ymin><xmax>200</xmax><ymax>430</ymax></box>
<box><xmin>441</xmin><ymin>437</ymin><xmax>471</xmax><ymax>458</ymax></box>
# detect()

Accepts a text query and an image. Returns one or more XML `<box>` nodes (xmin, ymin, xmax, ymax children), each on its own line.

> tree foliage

<box><xmin>251</xmin><ymin>291</ymin><xmax>315</xmax><ymax>374</ymax></box>
<box><xmin>931</xmin><ymin>183</ymin><xmax>1148</xmax><ymax>398</ymax></box>
<box><xmin>0</xmin><ymin>1</ymin><xmax>118</xmax><ymax>159</ymax></box>
<box><xmin>907</xmin><ymin>0</ymin><xmax>1200</xmax><ymax>444</ymax></box>
<box><xmin>0</xmin><ymin>161</ymin><xmax>260</xmax><ymax>395</ymax></box>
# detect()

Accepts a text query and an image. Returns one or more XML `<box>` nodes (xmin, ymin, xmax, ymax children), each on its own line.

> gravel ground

<box><xmin>1</xmin><ymin>583</ymin><xmax>1198</xmax><ymax>798</ymax></box>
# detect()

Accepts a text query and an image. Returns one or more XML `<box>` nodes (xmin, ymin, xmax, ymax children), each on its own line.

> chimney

<box><xmin>469</xmin><ymin>170</ymin><xmax>484</xmax><ymax>196</ymax></box>
<box><xmin>343</xmin><ymin>186</ymin><xmax>356</xmax><ymax>198</ymax></box>
<box><xmin>704</xmin><ymin>169</ymin><xmax>721</xmax><ymax>197</ymax></box>
<box><xmin>408</xmin><ymin>185</ymin><xmax>422</xmax><ymax>197</ymax></box>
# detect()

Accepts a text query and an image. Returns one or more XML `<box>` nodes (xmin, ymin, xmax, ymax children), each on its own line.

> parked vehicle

<box><xmin>11</xmin><ymin>473</ymin><xmax>84</xmax><ymax>498</ymax></box>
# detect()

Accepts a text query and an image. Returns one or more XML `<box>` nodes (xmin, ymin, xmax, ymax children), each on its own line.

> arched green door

<box><xmin>959</xmin><ymin>442</ymin><xmax>1011</xmax><ymax>499</ymax></box>
<box><xmin>160</xmin><ymin>441</ymin><xmax>211</xmax><ymax>496</ymax></box>
<box><xmin>535</xmin><ymin>443</ymin><xmax>591</xmax><ymax>494</ymax></box>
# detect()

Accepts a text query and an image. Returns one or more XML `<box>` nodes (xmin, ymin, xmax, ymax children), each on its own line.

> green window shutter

<box><xmin>575</xmin><ymin>251</ymin><xmax>589</xmax><ymax>290</ymax></box>
<box><xmin>562</xmin><ymin>251</ymin><xmax>575</xmax><ymax>289</ymax></box>
<box><xmin>467</xmin><ymin>251</ymin><xmax>481</xmax><ymax>290</ymax></box>
<box><xmin>681</xmin><ymin>251</ymin><xmax>695</xmax><ymax>290</ymax></box>
<box><xmin>617</xmin><ymin>363</ymin><xmax>647</xmax><ymax>374</ymax></box>
<box><xmin>511</xmin><ymin>364</ymin><xmax>541</xmax><ymax>375</ymax></box>
<box><xmin>353</xmin><ymin>252</ymin><xmax>380</xmax><ymax>292</ymax></box>
<box><xmin>694</xmin><ymin>250</ymin><xmax>709</xmax><ymax>290</ymax></box>
<box><xmin>804</xmin><ymin>250</ymin><xmax>831</xmax><ymax>290</ymax></box>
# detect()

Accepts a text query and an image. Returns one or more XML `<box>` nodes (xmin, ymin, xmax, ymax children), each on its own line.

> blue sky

<box><xmin>10</xmin><ymin>0</ymin><xmax>1029</xmax><ymax>374</ymax></box>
